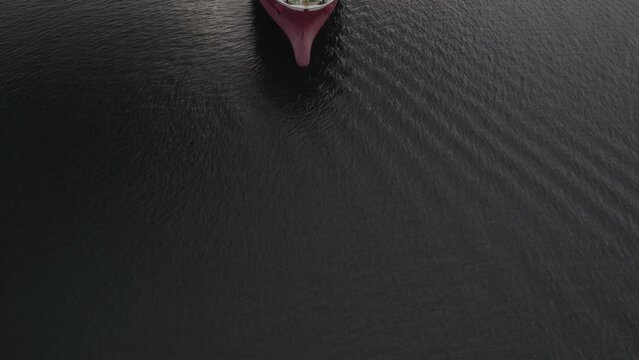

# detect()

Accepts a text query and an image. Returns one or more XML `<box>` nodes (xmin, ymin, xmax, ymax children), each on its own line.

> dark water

<box><xmin>2</xmin><ymin>0</ymin><xmax>639</xmax><ymax>358</ymax></box>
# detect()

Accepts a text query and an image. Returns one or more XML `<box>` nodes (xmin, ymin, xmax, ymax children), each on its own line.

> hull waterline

<box><xmin>259</xmin><ymin>0</ymin><xmax>338</xmax><ymax>67</ymax></box>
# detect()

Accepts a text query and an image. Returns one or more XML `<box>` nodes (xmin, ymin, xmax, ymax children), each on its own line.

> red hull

<box><xmin>259</xmin><ymin>0</ymin><xmax>338</xmax><ymax>67</ymax></box>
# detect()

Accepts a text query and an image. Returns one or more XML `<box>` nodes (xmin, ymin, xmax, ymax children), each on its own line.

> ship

<box><xmin>259</xmin><ymin>0</ymin><xmax>339</xmax><ymax>67</ymax></box>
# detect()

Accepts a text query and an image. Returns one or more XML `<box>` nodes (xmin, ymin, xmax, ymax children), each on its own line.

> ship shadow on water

<box><xmin>251</xmin><ymin>0</ymin><xmax>346</xmax><ymax>109</ymax></box>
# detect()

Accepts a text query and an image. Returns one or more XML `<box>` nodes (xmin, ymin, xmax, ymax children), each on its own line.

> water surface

<box><xmin>2</xmin><ymin>0</ymin><xmax>639</xmax><ymax>358</ymax></box>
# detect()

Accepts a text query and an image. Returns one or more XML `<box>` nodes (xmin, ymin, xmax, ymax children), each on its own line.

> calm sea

<box><xmin>2</xmin><ymin>0</ymin><xmax>638</xmax><ymax>358</ymax></box>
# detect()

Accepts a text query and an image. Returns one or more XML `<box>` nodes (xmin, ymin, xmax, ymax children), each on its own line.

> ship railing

<box><xmin>275</xmin><ymin>0</ymin><xmax>336</xmax><ymax>11</ymax></box>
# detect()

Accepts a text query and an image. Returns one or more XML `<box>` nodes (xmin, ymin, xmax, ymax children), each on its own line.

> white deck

<box><xmin>275</xmin><ymin>0</ymin><xmax>336</xmax><ymax>11</ymax></box>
